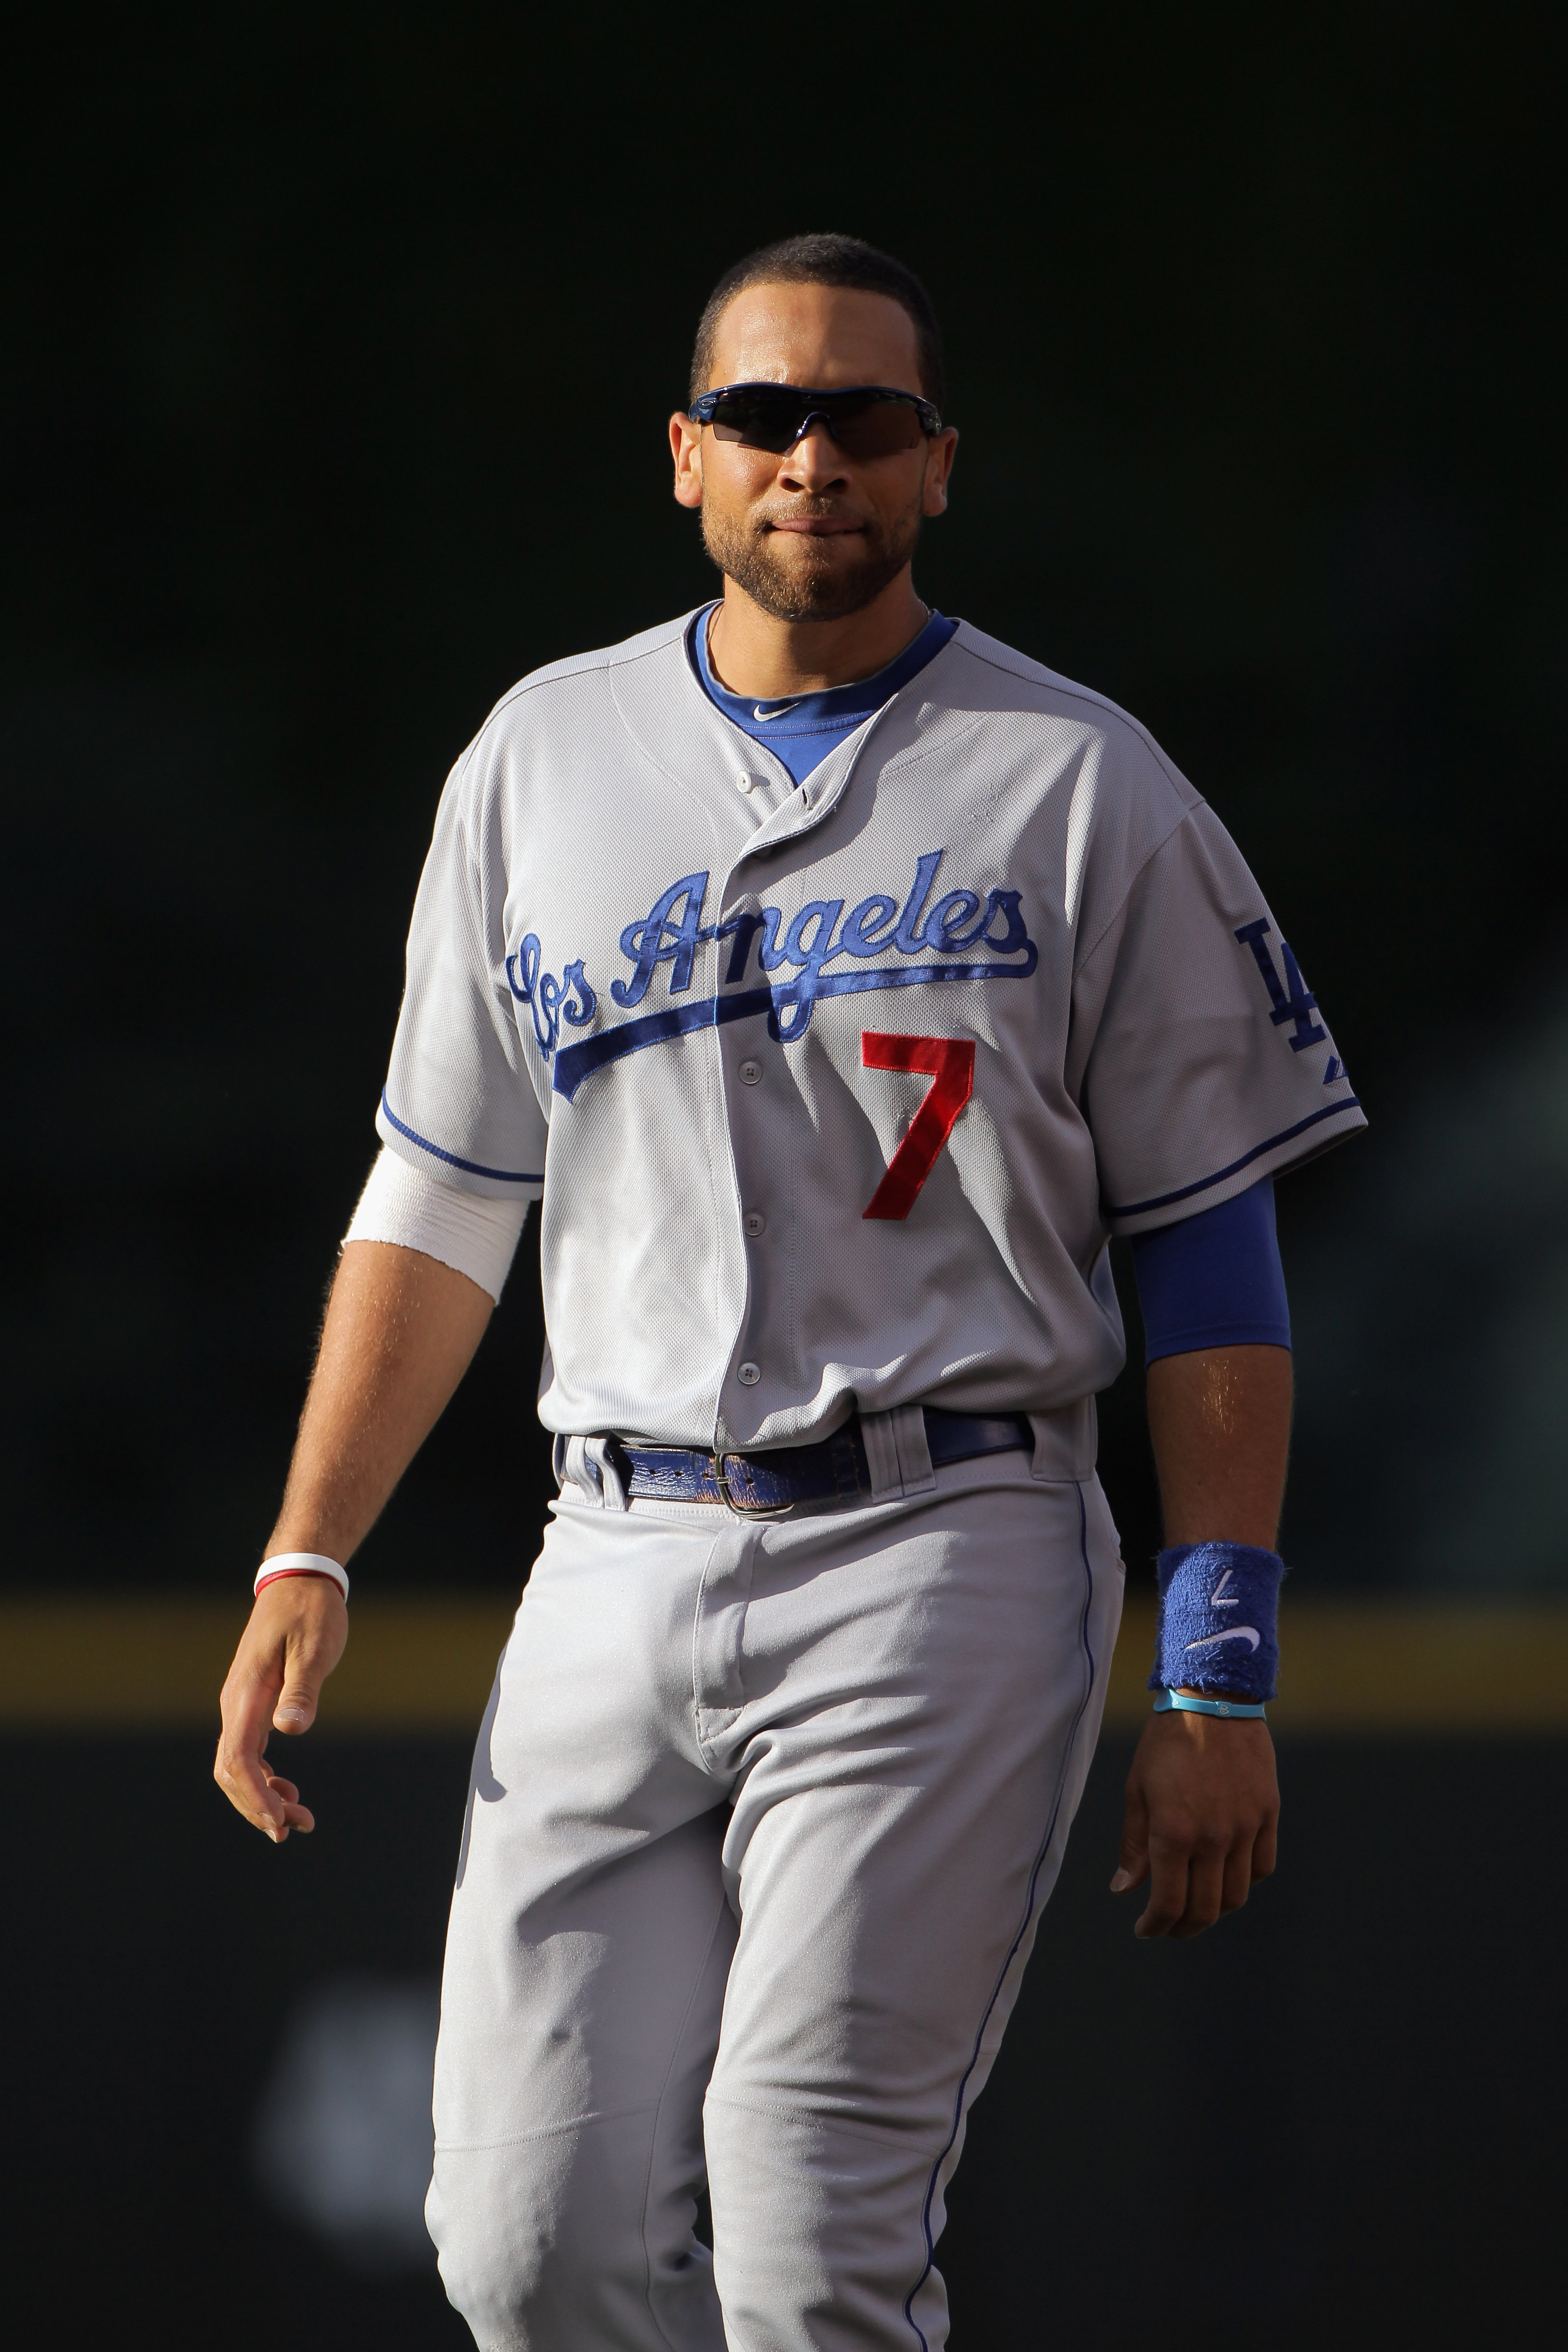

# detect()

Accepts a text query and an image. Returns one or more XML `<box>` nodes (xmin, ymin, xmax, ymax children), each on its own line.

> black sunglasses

<box><xmin>688</xmin><ymin>381</ymin><xmax>943</xmax><ymax>459</ymax></box>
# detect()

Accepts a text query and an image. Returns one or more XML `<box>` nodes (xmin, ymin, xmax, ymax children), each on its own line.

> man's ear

<box><xmin>670</xmin><ymin>413</ymin><xmax>705</xmax><ymax>510</ymax></box>
<box><xmin>922</xmin><ymin>426</ymin><xmax>958</xmax><ymax>517</ymax></box>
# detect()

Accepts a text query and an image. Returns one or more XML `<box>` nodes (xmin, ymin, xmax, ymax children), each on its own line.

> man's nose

<box><xmin>781</xmin><ymin>422</ymin><xmax>848</xmax><ymax>491</ymax></box>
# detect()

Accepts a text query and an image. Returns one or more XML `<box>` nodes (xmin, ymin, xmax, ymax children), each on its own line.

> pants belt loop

<box><xmin>558</xmin><ymin>1435</ymin><xmax>632</xmax><ymax>1510</ymax></box>
<box><xmin>1028</xmin><ymin>1397</ymin><xmax>1097</xmax><ymax>1481</ymax></box>
<box><xmin>894</xmin><ymin>1405</ymin><xmax>936</xmax><ymax>1495</ymax></box>
<box><xmin>853</xmin><ymin>1408</ymin><xmax>940</xmax><ymax>1501</ymax></box>
<box><xmin>584</xmin><ymin>1435</ymin><xmax>631</xmax><ymax>1512</ymax></box>
<box><xmin>557</xmin><ymin>1434</ymin><xmax>599</xmax><ymax>1506</ymax></box>
<box><xmin>858</xmin><ymin>1409</ymin><xmax>905</xmax><ymax>1502</ymax></box>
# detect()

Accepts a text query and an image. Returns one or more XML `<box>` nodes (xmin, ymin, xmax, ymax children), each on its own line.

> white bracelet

<box><xmin>254</xmin><ymin>1552</ymin><xmax>350</xmax><ymax>1602</ymax></box>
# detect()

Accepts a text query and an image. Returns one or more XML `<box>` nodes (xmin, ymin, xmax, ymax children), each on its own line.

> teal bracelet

<box><xmin>1153</xmin><ymin>1688</ymin><xmax>1267</xmax><ymax>1721</ymax></box>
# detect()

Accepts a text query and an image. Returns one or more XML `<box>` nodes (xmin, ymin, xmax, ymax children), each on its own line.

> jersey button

<box><xmin>737</xmin><ymin>1361</ymin><xmax>762</xmax><ymax>1386</ymax></box>
<box><xmin>743</xmin><ymin>1211</ymin><xmax>766</xmax><ymax>1237</ymax></box>
<box><xmin>738</xmin><ymin>1058</ymin><xmax>762</xmax><ymax>1086</ymax></box>
<box><xmin>735</xmin><ymin>772</ymin><xmax>757</xmax><ymax>794</ymax></box>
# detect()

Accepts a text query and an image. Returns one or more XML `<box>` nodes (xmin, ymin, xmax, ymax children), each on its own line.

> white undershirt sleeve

<box><xmin>343</xmin><ymin>1148</ymin><xmax>529</xmax><ymax>1304</ymax></box>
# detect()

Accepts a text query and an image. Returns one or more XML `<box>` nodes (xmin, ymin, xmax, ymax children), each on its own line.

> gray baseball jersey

<box><xmin>377</xmin><ymin>611</ymin><xmax>1364</xmax><ymax>1451</ymax></box>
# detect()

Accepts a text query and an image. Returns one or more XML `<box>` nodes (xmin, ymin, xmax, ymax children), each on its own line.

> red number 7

<box><xmin>861</xmin><ymin>1032</ymin><xmax>977</xmax><ymax>1221</ymax></box>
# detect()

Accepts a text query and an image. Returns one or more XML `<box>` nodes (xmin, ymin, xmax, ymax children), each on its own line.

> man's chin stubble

<box><xmin>703</xmin><ymin>515</ymin><xmax>919</xmax><ymax>623</ymax></box>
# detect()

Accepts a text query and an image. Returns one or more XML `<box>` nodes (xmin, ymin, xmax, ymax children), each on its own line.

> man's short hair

<box><xmin>689</xmin><ymin>233</ymin><xmax>946</xmax><ymax>410</ymax></box>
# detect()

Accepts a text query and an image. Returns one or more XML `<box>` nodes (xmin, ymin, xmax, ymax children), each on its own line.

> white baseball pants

<box><xmin>426</xmin><ymin>1444</ymin><xmax>1124</xmax><ymax>2351</ymax></box>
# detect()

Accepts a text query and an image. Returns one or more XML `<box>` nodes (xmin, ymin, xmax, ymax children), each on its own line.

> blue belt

<box><xmin>619</xmin><ymin>1407</ymin><xmax>1034</xmax><ymax>1513</ymax></box>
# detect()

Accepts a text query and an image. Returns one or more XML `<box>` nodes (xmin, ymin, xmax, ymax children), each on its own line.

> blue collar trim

<box><xmin>690</xmin><ymin>604</ymin><xmax>957</xmax><ymax>740</ymax></box>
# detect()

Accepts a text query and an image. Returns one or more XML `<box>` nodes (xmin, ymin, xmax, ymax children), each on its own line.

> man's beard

<box><xmin>701</xmin><ymin>496</ymin><xmax>924</xmax><ymax>623</ymax></box>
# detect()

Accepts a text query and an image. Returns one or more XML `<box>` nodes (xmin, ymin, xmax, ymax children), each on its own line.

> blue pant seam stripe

<box><xmin>899</xmin><ymin>1480</ymin><xmax>1100</xmax><ymax>2350</ymax></box>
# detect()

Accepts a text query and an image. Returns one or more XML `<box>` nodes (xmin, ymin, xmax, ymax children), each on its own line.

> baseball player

<box><xmin>216</xmin><ymin>234</ymin><xmax>1363</xmax><ymax>2351</ymax></box>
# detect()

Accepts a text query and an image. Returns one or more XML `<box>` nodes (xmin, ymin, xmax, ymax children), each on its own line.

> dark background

<box><xmin>3</xmin><ymin>6</ymin><xmax>1563</xmax><ymax>2343</ymax></box>
<box><xmin>6</xmin><ymin>1</ymin><xmax>1564</xmax><ymax>1598</ymax></box>
<box><xmin>6</xmin><ymin>1727</ymin><xmax>1560</xmax><ymax>2349</ymax></box>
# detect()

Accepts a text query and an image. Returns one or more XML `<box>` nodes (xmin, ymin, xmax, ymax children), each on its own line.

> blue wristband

<box><xmin>1148</xmin><ymin>1541</ymin><xmax>1285</xmax><ymax>1703</ymax></box>
<box><xmin>1153</xmin><ymin>1688</ymin><xmax>1267</xmax><ymax>1720</ymax></box>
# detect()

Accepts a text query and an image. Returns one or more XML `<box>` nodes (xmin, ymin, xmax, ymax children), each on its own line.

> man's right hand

<box><xmin>211</xmin><ymin>1240</ymin><xmax>495</xmax><ymax>1840</ymax></box>
<box><xmin>214</xmin><ymin>1578</ymin><xmax>349</xmax><ymax>1842</ymax></box>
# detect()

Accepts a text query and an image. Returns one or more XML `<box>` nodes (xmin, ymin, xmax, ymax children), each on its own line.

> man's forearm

<box><xmin>267</xmin><ymin>1239</ymin><xmax>495</xmax><ymax>1565</ymax></box>
<box><xmin>215</xmin><ymin>1238</ymin><xmax>492</xmax><ymax>1842</ymax></box>
<box><xmin>1144</xmin><ymin>1342</ymin><xmax>1292</xmax><ymax>1551</ymax></box>
<box><xmin>1113</xmin><ymin>1342</ymin><xmax>1288</xmax><ymax>1935</ymax></box>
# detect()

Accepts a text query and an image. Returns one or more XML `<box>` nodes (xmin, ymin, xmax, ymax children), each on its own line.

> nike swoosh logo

<box><xmin>1184</xmin><ymin>1627</ymin><xmax>1262</xmax><ymax>1653</ymax></box>
<box><xmin>752</xmin><ymin>700</ymin><xmax>805</xmax><ymax>721</ymax></box>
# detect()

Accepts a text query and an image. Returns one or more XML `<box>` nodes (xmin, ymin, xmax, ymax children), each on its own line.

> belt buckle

<box><xmin>712</xmin><ymin>1451</ymin><xmax>791</xmax><ymax>1518</ymax></box>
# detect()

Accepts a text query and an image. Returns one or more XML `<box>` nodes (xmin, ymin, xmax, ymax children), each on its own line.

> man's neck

<box><xmin>707</xmin><ymin>573</ymin><xmax>931</xmax><ymax>699</ymax></box>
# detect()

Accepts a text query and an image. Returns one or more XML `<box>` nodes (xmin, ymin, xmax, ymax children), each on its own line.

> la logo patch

<box><xmin>1234</xmin><ymin>918</ymin><xmax>1327</xmax><ymax>1054</ymax></box>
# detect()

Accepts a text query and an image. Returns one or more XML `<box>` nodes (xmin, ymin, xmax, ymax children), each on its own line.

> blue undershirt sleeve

<box><xmin>1129</xmin><ymin>1177</ymin><xmax>1291</xmax><ymax>1365</ymax></box>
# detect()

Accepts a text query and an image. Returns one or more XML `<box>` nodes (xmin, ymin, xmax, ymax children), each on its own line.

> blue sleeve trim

<box><xmin>1130</xmin><ymin>1177</ymin><xmax>1290</xmax><ymax>1365</ymax></box>
<box><xmin>1103</xmin><ymin>1096</ymin><xmax>1360</xmax><ymax>1219</ymax></box>
<box><xmin>379</xmin><ymin>1091</ymin><xmax>543</xmax><ymax>1185</ymax></box>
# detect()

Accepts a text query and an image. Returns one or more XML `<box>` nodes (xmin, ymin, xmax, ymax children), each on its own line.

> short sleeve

<box><xmin>375</xmin><ymin>756</ymin><xmax>549</xmax><ymax>1201</ymax></box>
<box><xmin>1074</xmin><ymin>802</ymin><xmax>1365</xmax><ymax>1234</ymax></box>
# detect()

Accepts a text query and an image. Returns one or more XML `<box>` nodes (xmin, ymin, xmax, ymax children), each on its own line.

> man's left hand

<box><xmin>1111</xmin><ymin>1710</ymin><xmax>1279</xmax><ymax>1938</ymax></box>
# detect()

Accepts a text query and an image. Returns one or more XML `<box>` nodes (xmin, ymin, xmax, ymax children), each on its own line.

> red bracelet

<box><xmin>254</xmin><ymin>1552</ymin><xmax>349</xmax><ymax>1602</ymax></box>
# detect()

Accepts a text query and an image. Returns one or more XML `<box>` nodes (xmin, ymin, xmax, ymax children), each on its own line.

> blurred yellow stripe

<box><xmin>0</xmin><ymin>1598</ymin><xmax>518</xmax><ymax>1731</ymax></box>
<box><xmin>2</xmin><ymin>1595</ymin><xmax>1565</xmax><ymax>1734</ymax></box>
<box><xmin>1105</xmin><ymin>1598</ymin><xmax>1568</xmax><ymax>1731</ymax></box>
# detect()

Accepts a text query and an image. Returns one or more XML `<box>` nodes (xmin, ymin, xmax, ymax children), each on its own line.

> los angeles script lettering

<box><xmin>505</xmin><ymin>851</ymin><xmax>1037</xmax><ymax>1057</ymax></box>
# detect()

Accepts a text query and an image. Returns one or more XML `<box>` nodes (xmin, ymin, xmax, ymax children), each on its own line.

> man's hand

<box><xmin>1111</xmin><ymin>1708</ymin><xmax>1279</xmax><ymax>1937</ymax></box>
<box><xmin>1120</xmin><ymin>1341</ymin><xmax>1290</xmax><ymax>1937</ymax></box>
<box><xmin>214</xmin><ymin>1579</ymin><xmax>348</xmax><ymax>1842</ymax></box>
<box><xmin>211</xmin><ymin>1238</ymin><xmax>494</xmax><ymax>1841</ymax></box>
